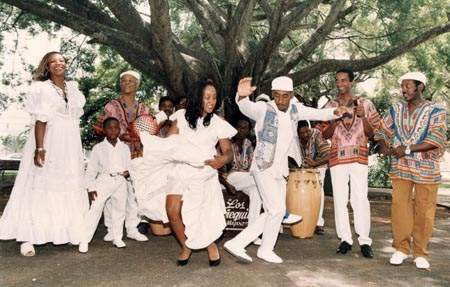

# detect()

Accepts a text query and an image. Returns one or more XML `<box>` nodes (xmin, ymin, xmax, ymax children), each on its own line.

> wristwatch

<box><xmin>405</xmin><ymin>145</ymin><xmax>411</xmax><ymax>155</ymax></box>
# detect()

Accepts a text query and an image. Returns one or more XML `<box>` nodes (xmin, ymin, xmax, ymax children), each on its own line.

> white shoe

<box><xmin>282</xmin><ymin>214</ymin><xmax>302</xmax><ymax>225</ymax></box>
<box><xmin>103</xmin><ymin>233</ymin><xmax>113</xmax><ymax>242</ymax></box>
<box><xmin>78</xmin><ymin>242</ymin><xmax>89</xmax><ymax>253</ymax></box>
<box><xmin>253</xmin><ymin>238</ymin><xmax>262</xmax><ymax>246</ymax></box>
<box><xmin>257</xmin><ymin>249</ymin><xmax>283</xmax><ymax>264</ymax></box>
<box><xmin>414</xmin><ymin>257</ymin><xmax>430</xmax><ymax>269</ymax></box>
<box><xmin>20</xmin><ymin>242</ymin><xmax>35</xmax><ymax>257</ymax></box>
<box><xmin>223</xmin><ymin>241</ymin><xmax>253</xmax><ymax>263</ymax></box>
<box><xmin>127</xmin><ymin>232</ymin><xmax>149</xmax><ymax>242</ymax></box>
<box><xmin>113</xmin><ymin>240</ymin><xmax>126</xmax><ymax>248</ymax></box>
<box><xmin>389</xmin><ymin>251</ymin><xmax>408</xmax><ymax>265</ymax></box>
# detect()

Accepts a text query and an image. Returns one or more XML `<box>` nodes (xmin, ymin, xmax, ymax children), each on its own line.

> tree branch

<box><xmin>288</xmin><ymin>22</ymin><xmax>450</xmax><ymax>86</ymax></box>
<box><xmin>184</xmin><ymin>0</ymin><xmax>226</xmax><ymax>56</ymax></box>
<box><xmin>102</xmin><ymin>0</ymin><xmax>148</xmax><ymax>36</ymax></box>
<box><xmin>149</xmin><ymin>0</ymin><xmax>194</xmax><ymax>96</ymax></box>
<box><xmin>271</xmin><ymin>0</ymin><xmax>347</xmax><ymax>76</ymax></box>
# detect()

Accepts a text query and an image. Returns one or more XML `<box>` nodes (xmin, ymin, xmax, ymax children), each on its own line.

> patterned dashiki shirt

<box><xmin>230</xmin><ymin>138</ymin><xmax>254</xmax><ymax>172</ymax></box>
<box><xmin>104</xmin><ymin>98</ymin><xmax>150</xmax><ymax>158</ymax></box>
<box><xmin>324</xmin><ymin>97</ymin><xmax>381</xmax><ymax>167</ymax></box>
<box><xmin>300</xmin><ymin>128</ymin><xmax>330</xmax><ymax>169</ymax></box>
<box><xmin>375</xmin><ymin>101</ymin><xmax>447</xmax><ymax>184</ymax></box>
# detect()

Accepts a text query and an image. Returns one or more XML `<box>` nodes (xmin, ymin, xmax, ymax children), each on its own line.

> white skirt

<box><xmin>0</xmin><ymin>117</ymin><xmax>88</xmax><ymax>245</ymax></box>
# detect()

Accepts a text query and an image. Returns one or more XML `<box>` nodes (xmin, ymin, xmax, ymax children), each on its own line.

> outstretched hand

<box><xmin>237</xmin><ymin>77</ymin><xmax>257</xmax><ymax>98</ymax></box>
<box><xmin>205</xmin><ymin>155</ymin><xmax>226</xmax><ymax>170</ymax></box>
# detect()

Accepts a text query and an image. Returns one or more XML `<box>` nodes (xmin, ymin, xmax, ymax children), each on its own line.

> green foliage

<box><xmin>368</xmin><ymin>156</ymin><xmax>392</xmax><ymax>188</ymax></box>
<box><xmin>0</xmin><ymin>130</ymin><xmax>28</xmax><ymax>153</ymax></box>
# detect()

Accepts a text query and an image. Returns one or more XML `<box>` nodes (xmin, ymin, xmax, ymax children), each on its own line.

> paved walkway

<box><xmin>0</xmin><ymin>198</ymin><xmax>449</xmax><ymax>287</ymax></box>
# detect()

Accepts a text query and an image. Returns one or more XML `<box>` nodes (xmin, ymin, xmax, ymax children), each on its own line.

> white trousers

<box><xmin>317</xmin><ymin>167</ymin><xmax>326</xmax><ymax>227</ymax></box>
<box><xmin>330</xmin><ymin>163</ymin><xmax>371</xmax><ymax>245</ymax></box>
<box><xmin>84</xmin><ymin>175</ymin><xmax>127</xmax><ymax>242</ymax></box>
<box><xmin>229</xmin><ymin>169</ymin><xmax>286</xmax><ymax>253</ymax></box>
<box><xmin>104</xmin><ymin>181</ymin><xmax>140</xmax><ymax>234</ymax></box>
<box><xmin>227</xmin><ymin>171</ymin><xmax>262</xmax><ymax>226</ymax></box>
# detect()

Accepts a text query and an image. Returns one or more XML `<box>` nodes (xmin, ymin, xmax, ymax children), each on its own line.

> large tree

<box><xmin>0</xmin><ymin>0</ymin><xmax>449</xmax><ymax>116</ymax></box>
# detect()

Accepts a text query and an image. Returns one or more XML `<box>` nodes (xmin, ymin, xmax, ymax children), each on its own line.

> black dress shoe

<box><xmin>177</xmin><ymin>253</ymin><xmax>192</xmax><ymax>266</ymax></box>
<box><xmin>209</xmin><ymin>256</ymin><xmax>221</xmax><ymax>267</ymax></box>
<box><xmin>137</xmin><ymin>222</ymin><xmax>150</xmax><ymax>235</ymax></box>
<box><xmin>314</xmin><ymin>226</ymin><xmax>325</xmax><ymax>235</ymax></box>
<box><xmin>336</xmin><ymin>241</ymin><xmax>352</xmax><ymax>254</ymax></box>
<box><xmin>360</xmin><ymin>244</ymin><xmax>374</xmax><ymax>258</ymax></box>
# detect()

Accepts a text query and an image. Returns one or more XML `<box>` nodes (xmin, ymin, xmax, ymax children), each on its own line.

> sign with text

<box><xmin>222</xmin><ymin>189</ymin><xmax>249</xmax><ymax>232</ymax></box>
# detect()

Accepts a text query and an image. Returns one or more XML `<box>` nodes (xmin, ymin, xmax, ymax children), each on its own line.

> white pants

<box><xmin>227</xmin><ymin>171</ymin><xmax>262</xmax><ymax>226</ymax></box>
<box><xmin>229</xmin><ymin>170</ymin><xmax>286</xmax><ymax>253</ymax></box>
<box><xmin>104</xmin><ymin>181</ymin><xmax>140</xmax><ymax>235</ymax></box>
<box><xmin>84</xmin><ymin>175</ymin><xmax>127</xmax><ymax>242</ymax></box>
<box><xmin>317</xmin><ymin>167</ymin><xmax>326</xmax><ymax>227</ymax></box>
<box><xmin>330</xmin><ymin>163</ymin><xmax>371</xmax><ymax>245</ymax></box>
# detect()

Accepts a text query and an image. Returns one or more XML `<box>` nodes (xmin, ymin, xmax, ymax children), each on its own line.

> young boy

<box><xmin>79</xmin><ymin>117</ymin><xmax>131</xmax><ymax>253</ymax></box>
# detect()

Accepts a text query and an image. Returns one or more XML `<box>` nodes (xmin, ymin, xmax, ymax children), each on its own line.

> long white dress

<box><xmin>0</xmin><ymin>80</ymin><xmax>88</xmax><ymax>245</ymax></box>
<box><xmin>130</xmin><ymin>109</ymin><xmax>236</xmax><ymax>249</ymax></box>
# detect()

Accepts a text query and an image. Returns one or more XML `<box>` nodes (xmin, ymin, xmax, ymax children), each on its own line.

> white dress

<box><xmin>130</xmin><ymin>109</ymin><xmax>236</xmax><ymax>249</ymax></box>
<box><xmin>0</xmin><ymin>80</ymin><xmax>88</xmax><ymax>245</ymax></box>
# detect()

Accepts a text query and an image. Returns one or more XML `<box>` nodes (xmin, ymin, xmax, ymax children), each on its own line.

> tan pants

<box><xmin>391</xmin><ymin>179</ymin><xmax>439</xmax><ymax>258</ymax></box>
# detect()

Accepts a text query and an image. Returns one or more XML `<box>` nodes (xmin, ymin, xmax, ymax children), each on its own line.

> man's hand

<box><xmin>205</xmin><ymin>155</ymin><xmax>226</xmax><ymax>170</ymax></box>
<box><xmin>237</xmin><ymin>77</ymin><xmax>257</xmax><ymax>98</ymax></box>
<box><xmin>333</xmin><ymin>106</ymin><xmax>350</xmax><ymax>117</ymax></box>
<box><xmin>354</xmin><ymin>105</ymin><xmax>365</xmax><ymax>118</ymax></box>
<box><xmin>393</xmin><ymin>146</ymin><xmax>406</xmax><ymax>159</ymax></box>
<box><xmin>88</xmin><ymin>191</ymin><xmax>98</xmax><ymax>205</ymax></box>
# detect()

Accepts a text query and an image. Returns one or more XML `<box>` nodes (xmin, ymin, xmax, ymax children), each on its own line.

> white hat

<box><xmin>120</xmin><ymin>70</ymin><xmax>141</xmax><ymax>82</ymax></box>
<box><xmin>255</xmin><ymin>93</ymin><xmax>271</xmax><ymax>102</ymax></box>
<box><xmin>398</xmin><ymin>72</ymin><xmax>427</xmax><ymax>86</ymax></box>
<box><xmin>271</xmin><ymin>76</ymin><xmax>293</xmax><ymax>92</ymax></box>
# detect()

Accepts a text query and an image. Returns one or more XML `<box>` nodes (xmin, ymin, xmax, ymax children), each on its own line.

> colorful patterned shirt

<box><xmin>375</xmin><ymin>101</ymin><xmax>447</xmax><ymax>184</ymax></box>
<box><xmin>104</xmin><ymin>98</ymin><xmax>150</xmax><ymax>158</ymax></box>
<box><xmin>300</xmin><ymin>128</ymin><xmax>330</xmax><ymax>168</ymax></box>
<box><xmin>324</xmin><ymin>97</ymin><xmax>381</xmax><ymax>167</ymax></box>
<box><xmin>230</xmin><ymin>138</ymin><xmax>254</xmax><ymax>172</ymax></box>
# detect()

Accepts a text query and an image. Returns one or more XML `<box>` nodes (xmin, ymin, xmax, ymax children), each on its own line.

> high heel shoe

<box><xmin>177</xmin><ymin>252</ymin><xmax>192</xmax><ymax>266</ymax></box>
<box><xmin>209</xmin><ymin>256</ymin><xmax>221</xmax><ymax>267</ymax></box>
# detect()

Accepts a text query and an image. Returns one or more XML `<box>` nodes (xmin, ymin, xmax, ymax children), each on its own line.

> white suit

<box><xmin>228</xmin><ymin>95</ymin><xmax>338</xmax><ymax>255</ymax></box>
<box><xmin>83</xmin><ymin>139</ymin><xmax>131</xmax><ymax>242</ymax></box>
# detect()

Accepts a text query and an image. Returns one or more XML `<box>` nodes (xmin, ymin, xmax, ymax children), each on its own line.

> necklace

<box><xmin>50</xmin><ymin>80</ymin><xmax>68</xmax><ymax>105</ymax></box>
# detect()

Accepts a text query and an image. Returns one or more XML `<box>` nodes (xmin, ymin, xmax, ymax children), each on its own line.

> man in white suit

<box><xmin>224</xmin><ymin>76</ymin><xmax>345</xmax><ymax>263</ymax></box>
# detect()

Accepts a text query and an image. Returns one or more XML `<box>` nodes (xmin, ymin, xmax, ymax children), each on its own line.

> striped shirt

<box><xmin>375</xmin><ymin>101</ymin><xmax>447</xmax><ymax>184</ymax></box>
<box><xmin>300</xmin><ymin>128</ymin><xmax>330</xmax><ymax>168</ymax></box>
<box><xmin>325</xmin><ymin>97</ymin><xmax>381</xmax><ymax>167</ymax></box>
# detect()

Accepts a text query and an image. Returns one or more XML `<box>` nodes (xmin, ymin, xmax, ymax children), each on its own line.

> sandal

<box><xmin>20</xmin><ymin>242</ymin><xmax>35</xmax><ymax>257</ymax></box>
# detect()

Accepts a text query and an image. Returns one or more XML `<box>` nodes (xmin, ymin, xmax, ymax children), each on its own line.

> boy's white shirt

<box><xmin>85</xmin><ymin>138</ymin><xmax>131</xmax><ymax>191</ymax></box>
<box><xmin>235</xmin><ymin>94</ymin><xmax>338</xmax><ymax>177</ymax></box>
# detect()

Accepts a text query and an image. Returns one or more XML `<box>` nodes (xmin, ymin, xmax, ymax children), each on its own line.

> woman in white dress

<box><xmin>0</xmin><ymin>52</ymin><xmax>88</xmax><ymax>256</ymax></box>
<box><xmin>165</xmin><ymin>79</ymin><xmax>236</xmax><ymax>267</ymax></box>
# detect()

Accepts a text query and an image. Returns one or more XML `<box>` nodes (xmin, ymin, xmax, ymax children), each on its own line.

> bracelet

<box><xmin>36</xmin><ymin>148</ymin><xmax>45</xmax><ymax>152</ymax></box>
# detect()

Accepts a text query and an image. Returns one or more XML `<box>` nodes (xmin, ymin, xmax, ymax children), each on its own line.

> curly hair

<box><xmin>33</xmin><ymin>51</ymin><xmax>66</xmax><ymax>81</ymax></box>
<box><xmin>185</xmin><ymin>78</ymin><xmax>220</xmax><ymax>130</ymax></box>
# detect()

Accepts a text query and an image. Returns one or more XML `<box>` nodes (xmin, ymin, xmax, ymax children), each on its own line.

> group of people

<box><xmin>0</xmin><ymin>51</ymin><xmax>447</xmax><ymax>271</ymax></box>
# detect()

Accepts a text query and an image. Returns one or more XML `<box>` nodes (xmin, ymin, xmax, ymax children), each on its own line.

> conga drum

<box><xmin>149</xmin><ymin>220</ymin><xmax>172</xmax><ymax>236</ymax></box>
<box><xmin>286</xmin><ymin>168</ymin><xmax>321</xmax><ymax>238</ymax></box>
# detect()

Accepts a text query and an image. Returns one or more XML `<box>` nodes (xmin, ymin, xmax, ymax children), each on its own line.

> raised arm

<box><xmin>235</xmin><ymin>77</ymin><xmax>266</xmax><ymax>121</ymax></box>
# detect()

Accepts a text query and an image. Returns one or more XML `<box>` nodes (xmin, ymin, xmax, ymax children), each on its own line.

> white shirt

<box><xmin>236</xmin><ymin>94</ymin><xmax>338</xmax><ymax>178</ymax></box>
<box><xmin>85</xmin><ymin>138</ymin><xmax>131</xmax><ymax>190</ymax></box>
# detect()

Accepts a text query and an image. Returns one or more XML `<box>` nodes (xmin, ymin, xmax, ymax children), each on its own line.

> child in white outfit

<box><xmin>79</xmin><ymin>117</ymin><xmax>131</xmax><ymax>252</ymax></box>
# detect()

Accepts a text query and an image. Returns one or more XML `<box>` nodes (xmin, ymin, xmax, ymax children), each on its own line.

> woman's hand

<box><xmin>34</xmin><ymin>149</ymin><xmax>46</xmax><ymax>167</ymax></box>
<box><xmin>205</xmin><ymin>155</ymin><xmax>227</xmax><ymax>170</ymax></box>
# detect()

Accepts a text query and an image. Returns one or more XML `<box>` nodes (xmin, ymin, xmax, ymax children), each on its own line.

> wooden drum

<box><xmin>149</xmin><ymin>221</ymin><xmax>172</xmax><ymax>236</ymax></box>
<box><xmin>286</xmin><ymin>168</ymin><xmax>321</xmax><ymax>238</ymax></box>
